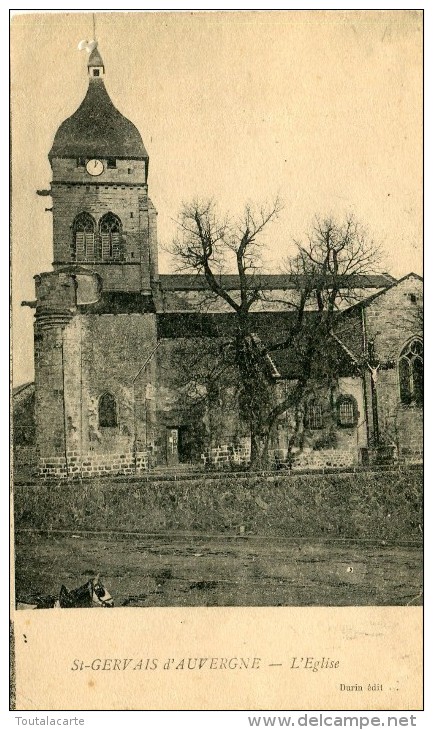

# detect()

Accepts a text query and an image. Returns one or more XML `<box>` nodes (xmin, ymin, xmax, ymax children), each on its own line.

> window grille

<box><xmin>338</xmin><ymin>398</ymin><xmax>355</xmax><ymax>426</ymax></box>
<box><xmin>305</xmin><ymin>402</ymin><xmax>323</xmax><ymax>430</ymax></box>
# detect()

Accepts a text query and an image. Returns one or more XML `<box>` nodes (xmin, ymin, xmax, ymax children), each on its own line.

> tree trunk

<box><xmin>249</xmin><ymin>418</ymin><xmax>272</xmax><ymax>471</ymax></box>
<box><xmin>249</xmin><ymin>430</ymin><xmax>262</xmax><ymax>471</ymax></box>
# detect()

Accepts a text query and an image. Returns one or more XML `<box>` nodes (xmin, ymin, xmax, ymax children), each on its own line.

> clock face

<box><xmin>86</xmin><ymin>159</ymin><xmax>104</xmax><ymax>176</ymax></box>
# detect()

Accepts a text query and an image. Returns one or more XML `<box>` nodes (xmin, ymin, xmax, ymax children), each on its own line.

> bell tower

<box><xmin>28</xmin><ymin>42</ymin><xmax>161</xmax><ymax>478</ymax></box>
<box><xmin>46</xmin><ymin>43</ymin><xmax>159</xmax><ymax>296</ymax></box>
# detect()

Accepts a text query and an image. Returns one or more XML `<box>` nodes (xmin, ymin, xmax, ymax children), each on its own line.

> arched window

<box><xmin>305</xmin><ymin>401</ymin><xmax>323</xmax><ymax>430</ymax></box>
<box><xmin>99</xmin><ymin>213</ymin><xmax>122</xmax><ymax>261</ymax></box>
<box><xmin>399</xmin><ymin>339</ymin><xmax>423</xmax><ymax>406</ymax></box>
<box><xmin>98</xmin><ymin>392</ymin><xmax>117</xmax><ymax>428</ymax></box>
<box><xmin>72</xmin><ymin>212</ymin><xmax>96</xmax><ymax>261</ymax></box>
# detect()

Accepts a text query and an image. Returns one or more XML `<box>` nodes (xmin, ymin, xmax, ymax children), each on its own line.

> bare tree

<box><xmin>260</xmin><ymin>215</ymin><xmax>382</xmax><ymax>462</ymax></box>
<box><xmin>169</xmin><ymin>204</ymin><xmax>382</xmax><ymax>470</ymax></box>
<box><xmin>169</xmin><ymin>198</ymin><xmax>283</xmax><ymax>467</ymax></box>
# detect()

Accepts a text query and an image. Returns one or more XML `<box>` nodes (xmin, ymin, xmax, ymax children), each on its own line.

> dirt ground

<box><xmin>14</xmin><ymin>531</ymin><xmax>422</xmax><ymax>607</ymax></box>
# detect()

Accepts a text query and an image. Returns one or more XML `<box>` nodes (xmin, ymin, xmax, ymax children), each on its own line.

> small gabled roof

<box><xmin>341</xmin><ymin>272</ymin><xmax>423</xmax><ymax>314</ymax></box>
<box><xmin>88</xmin><ymin>46</ymin><xmax>104</xmax><ymax>68</ymax></box>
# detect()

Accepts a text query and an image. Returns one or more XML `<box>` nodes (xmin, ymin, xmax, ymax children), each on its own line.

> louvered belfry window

<box><xmin>100</xmin><ymin>213</ymin><xmax>122</xmax><ymax>261</ymax></box>
<box><xmin>72</xmin><ymin>212</ymin><xmax>96</xmax><ymax>262</ymax></box>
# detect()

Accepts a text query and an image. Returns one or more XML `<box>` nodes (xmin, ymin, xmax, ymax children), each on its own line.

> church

<box><xmin>20</xmin><ymin>45</ymin><xmax>423</xmax><ymax>478</ymax></box>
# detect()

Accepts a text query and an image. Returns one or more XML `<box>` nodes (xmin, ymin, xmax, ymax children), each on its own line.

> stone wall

<box><xmin>202</xmin><ymin>439</ymin><xmax>251</xmax><ymax>467</ymax></box>
<box><xmin>14</xmin><ymin>445</ymin><xmax>37</xmax><ymax>467</ymax></box>
<box><xmin>291</xmin><ymin>448</ymin><xmax>356</xmax><ymax>470</ymax></box>
<box><xmin>52</xmin><ymin>183</ymin><xmax>143</xmax><ymax>261</ymax></box>
<box><xmin>200</xmin><ymin>376</ymin><xmax>365</xmax><ymax>470</ymax></box>
<box><xmin>153</xmin><ymin>339</ymin><xmax>246</xmax><ymax>465</ymax></box>
<box><xmin>50</xmin><ymin>158</ymin><xmax>158</xmax><ymax>293</ymax></box>
<box><xmin>202</xmin><ymin>442</ymin><xmax>356</xmax><ymax>471</ymax></box>
<box><xmin>364</xmin><ymin>274</ymin><xmax>423</xmax><ymax>459</ymax></box>
<box><xmin>30</xmin><ymin>267</ymin><xmax>422</xmax><ymax>474</ymax></box>
<box><xmin>63</xmin><ymin>312</ymin><xmax>158</xmax><ymax>459</ymax></box>
<box><xmin>34</xmin><ymin>323</ymin><xmax>68</xmax><ymax>459</ymax></box>
<box><xmin>38</xmin><ymin>450</ymin><xmax>149</xmax><ymax>478</ymax></box>
<box><xmin>33</xmin><ymin>266</ymin><xmax>159</xmax><ymax>466</ymax></box>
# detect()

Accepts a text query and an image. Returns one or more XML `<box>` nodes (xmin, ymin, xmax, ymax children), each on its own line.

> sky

<box><xmin>11</xmin><ymin>10</ymin><xmax>423</xmax><ymax>386</ymax></box>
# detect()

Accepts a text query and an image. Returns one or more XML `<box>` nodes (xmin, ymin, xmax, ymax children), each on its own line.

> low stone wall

<box><xmin>291</xmin><ymin>448</ymin><xmax>356</xmax><ymax>470</ymax></box>
<box><xmin>32</xmin><ymin>444</ymin><xmax>419</xmax><ymax>477</ymax></box>
<box><xmin>38</xmin><ymin>455</ymin><xmax>67</xmax><ymax>477</ymax></box>
<box><xmin>202</xmin><ymin>439</ymin><xmax>251</xmax><ymax>467</ymax></box>
<box><xmin>202</xmin><ymin>441</ymin><xmax>356</xmax><ymax>471</ymax></box>
<box><xmin>38</xmin><ymin>450</ymin><xmax>149</xmax><ymax>478</ymax></box>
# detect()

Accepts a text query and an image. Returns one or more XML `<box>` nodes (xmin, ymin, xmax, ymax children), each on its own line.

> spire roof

<box><xmin>87</xmin><ymin>45</ymin><xmax>104</xmax><ymax>68</ymax></box>
<box><xmin>49</xmin><ymin>45</ymin><xmax>148</xmax><ymax>160</ymax></box>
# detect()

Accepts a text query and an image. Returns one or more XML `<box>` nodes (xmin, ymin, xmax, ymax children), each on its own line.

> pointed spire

<box><xmin>87</xmin><ymin>43</ymin><xmax>105</xmax><ymax>79</ymax></box>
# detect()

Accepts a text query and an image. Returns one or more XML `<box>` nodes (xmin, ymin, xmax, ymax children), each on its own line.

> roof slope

<box><xmin>49</xmin><ymin>79</ymin><xmax>148</xmax><ymax>160</ymax></box>
<box><xmin>88</xmin><ymin>46</ymin><xmax>104</xmax><ymax>67</ymax></box>
<box><xmin>341</xmin><ymin>272</ymin><xmax>423</xmax><ymax>314</ymax></box>
<box><xmin>159</xmin><ymin>273</ymin><xmax>395</xmax><ymax>292</ymax></box>
<box><xmin>13</xmin><ymin>382</ymin><xmax>34</xmax><ymax>398</ymax></box>
<box><xmin>157</xmin><ymin>310</ymin><xmax>359</xmax><ymax>379</ymax></box>
<box><xmin>78</xmin><ymin>292</ymin><xmax>156</xmax><ymax>314</ymax></box>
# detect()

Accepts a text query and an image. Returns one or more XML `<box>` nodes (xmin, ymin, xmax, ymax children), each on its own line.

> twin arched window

<box><xmin>399</xmin><ymin>338</ymin><xmax>423</xmax><ymax>406</ymax></box>
<box><xmin>72</xmin><ymin>212</ymin><xmax>122</xmax><ymax>262</ymax></box>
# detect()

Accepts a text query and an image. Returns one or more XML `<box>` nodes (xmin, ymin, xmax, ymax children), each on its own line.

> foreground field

<box><xmin>14</xmin><ymin>531</ymin><xmax>422</xmax><ymax>607</ymax></box>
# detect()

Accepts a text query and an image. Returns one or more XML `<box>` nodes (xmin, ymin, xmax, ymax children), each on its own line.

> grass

<box><xmin>14</xmin><ymin>467</ymin><xmax>423</xmax><ymax>540</ymax></box>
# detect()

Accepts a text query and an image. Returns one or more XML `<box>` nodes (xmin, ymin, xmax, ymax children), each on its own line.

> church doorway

<box><xmin>166</xmin><ymin>428</ymin><xmax>179</xmax><ymax>466</ymax></box>
<box><xmin>165</xmin><ymin>426</ymin><xmax>193</xmax><ymax>465</ymax></box>
<box><xmin>178</xmin><ymin>426</ymin><xmax>193</xmax><ymax>463</ymax></box>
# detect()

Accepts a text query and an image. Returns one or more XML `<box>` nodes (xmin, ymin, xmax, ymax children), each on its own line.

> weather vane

<box><xmin>77</xmin><ymin>12</ymin><xmax>98</xmax><ymax>53</ymax></box>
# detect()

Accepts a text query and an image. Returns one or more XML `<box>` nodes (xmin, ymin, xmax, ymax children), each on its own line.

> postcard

<box><xmin>11</xmin><ymin>10</ymin><xmax>423</xmax><ymax>711</ymax></box>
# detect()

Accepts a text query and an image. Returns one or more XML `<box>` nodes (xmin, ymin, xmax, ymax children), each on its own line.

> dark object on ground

<box><xmin>17</xmin><ymin>575</ymin><xmax>114</xmax><ymax>609</ymax></box>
